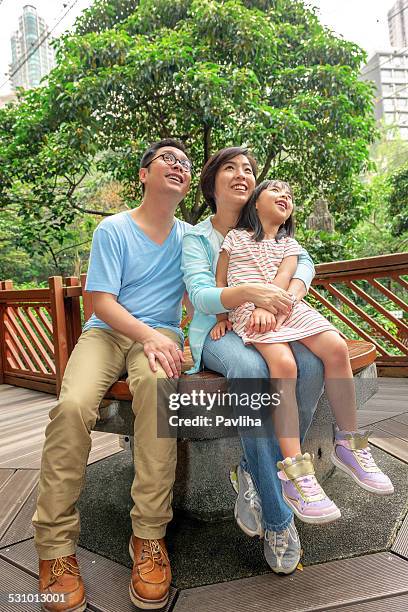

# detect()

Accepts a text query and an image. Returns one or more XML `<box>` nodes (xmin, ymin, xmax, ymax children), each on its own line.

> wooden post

<box><xmin>80</xmin><ymin>273</ymin><xmax>93</xmax><ymax>322</ymax></box>
<box><xmin>64</xmin><ymin>276</ymin><xmax>82</xmax><ymax>354</ymax></box>
<box><xmin>0</xmin><ymin>308</ymin><xmax>4</xmax><ymax>385</ymax></box>
<box><xmin>49</xmin><ymin>276</ymin><xmax>69</xmax><ymax>395</ymax></box>
<box><xmin>1</xmin><ymin>280</ymin><xmax>14</xmax><ymax>290</ymax></box>
<box><xmin>0</xmin><ymin>281</ymin><xmax>13</xmax><ymax>384</ymax></box>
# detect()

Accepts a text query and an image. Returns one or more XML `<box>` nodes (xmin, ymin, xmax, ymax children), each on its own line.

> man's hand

<box><xmin>245</xmin><ymin>308</ymin><xmax>276</xmax><ymax>336</ymax></box>
<box><xmin>143</xmin><ymin>330</ymin><xmax>184</xmax><ymax>378</ymax></box>
<box><xmin>210</xmin><ymin>319</ymin><xmax>233</xmax><ymax>340</ymax></box>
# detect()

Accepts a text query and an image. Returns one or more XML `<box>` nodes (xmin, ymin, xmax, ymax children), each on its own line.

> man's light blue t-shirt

<box><xmin>83</xmin><ymin>211</ymin><xmax>191</xmax><ymax>340</ymax></box>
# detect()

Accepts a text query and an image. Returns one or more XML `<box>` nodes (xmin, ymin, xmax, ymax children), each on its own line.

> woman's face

<box><xmin>214</xmin><ymin>154</ymin><xmax>256</xmax><ymax>213</ymax></box>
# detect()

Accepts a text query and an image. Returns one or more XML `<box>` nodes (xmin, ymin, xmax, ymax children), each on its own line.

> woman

<box><xmin>181</xmin><ymin>147</ymin><xmax>324</xmax><ymax>575</ymax></box>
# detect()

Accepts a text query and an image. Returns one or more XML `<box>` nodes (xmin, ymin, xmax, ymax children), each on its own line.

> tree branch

<box><xmin>0</xmin><ymin>197</ymin><xmax>44</xmax><ymax>208</ymax></box>
<box><xmin>71</xmin><ymin>202</ymin><xmax>113</xmax><ymax>216</ymax></box>
<box><xmin>178</xmin><ymin>199</ymin><xmax>190</xmax><ymax>223</ymax></box>
<box><xmin>66</xmin><ymin>171</ymin><xmax>88</xmax><ymax>198</ymax></box>
<box><xmin>203</xmin><ymin>124</ymin><xmax>212</xmax><ymax>163</ymax></box>
<box><xmin>37</xmin><ymin>237</ymin><xmax>59</xmax><ymax>270</ymax></box>
<box><xmin>366</xmin><ymin>218</ymin><xmax>383</xmax><ymax>233</ymax></box>
<box><xmin>257</xmin><ymin>146</ymin><xmax>279</xmax><ymax>184</ymax></box>
<box><xmin>191</xmin><ymin>184</ymin><xmax>203</xmax><ymax>219</ymax></box>
<box><xmin>191</xmin><ymin>200</ymin><xmax>208</xmax><ymax>224</ymax></box>
<box><xmin>395</xmin><ymin>236</ymin><xmax>408</xmax><ymax>251</ymax></box>
<box><xmin>54</xmin><ymin>240</ymin><xmax>91</xmax><ymax>256</ymax></box>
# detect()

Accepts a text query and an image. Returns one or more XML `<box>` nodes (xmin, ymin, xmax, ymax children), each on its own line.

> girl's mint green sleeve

<box><xmin>181</xmin><ymin>234</ymin><xmax>227</xmax><ymax>315</ymax></box>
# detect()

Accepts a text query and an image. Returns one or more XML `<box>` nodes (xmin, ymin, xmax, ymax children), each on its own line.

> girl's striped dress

<box><xmin>221</xmin><ymin>229</ymin><xmax>338</xmax><ymax>345</ymax></box>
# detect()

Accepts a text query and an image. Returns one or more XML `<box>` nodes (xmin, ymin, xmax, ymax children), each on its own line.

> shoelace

<box><xmin>266</xmin><ymin>520</ymin><xmax>300</xmax><ymax>553</ymax></box>
<box><xmin>295</xmin><ymin>474</ymin><xmax>323</xmax><ymax>500</ymax></box>
<box><xmin>141</xmin><ymin>539</ymin><xmax>167</xmax><ymax>567</ymax></box>
<box><xmin>244</xmin><ymin>487</ymin><xmax>262</xmax><ymax>511</ymax></box>
<box><xmin>266</xmin><ymin>528</ymin><xmax>289</xmax><ymax>553</ymax></box>
<box><xmin>243</xmin><ymin>473</ymin><xmax>262</xmax><ymax>512</ymax></box>
<box><xmin>49</xmin><ymin>557</ymin><xmax>80</xmax><ymax>585</ymax></box>
<box><xmin>353</xmin><ymin>447</ymin><xmax>379</xmax><ymax>470</ymax></box>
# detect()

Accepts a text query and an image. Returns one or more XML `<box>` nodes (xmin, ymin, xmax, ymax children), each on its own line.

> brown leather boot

<box><xmin>129</xmin><ymin>535</ymin><xmax>171</xmax><ymax>610</ymax></box>
<box><xmin>39</xmin><ymin>555</ymin><xmax>86</xmax><ymax>612</ymax></box>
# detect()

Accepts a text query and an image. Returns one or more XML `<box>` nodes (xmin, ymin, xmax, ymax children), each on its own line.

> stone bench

<box><xmin>93</xmin><ymin>341</ymin><xmax>378</xmax><ymax>521</ymax></box>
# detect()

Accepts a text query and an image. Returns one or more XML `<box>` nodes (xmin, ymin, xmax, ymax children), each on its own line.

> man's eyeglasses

<box><xmin>145</xmin><ymin>152</ymin><xmax>192</xmax><ymax>174</ymax></box>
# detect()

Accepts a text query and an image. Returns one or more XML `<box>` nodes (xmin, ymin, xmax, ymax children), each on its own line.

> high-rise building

<box><xmin>9</xmin><ymin>5</ymin><xmax>56</xmax><ymax>91</ymax></box>
<box><xmin>388</xmin><ymin>0</ymin><xmax>408</xmax><ymax>48</ymax></box>
<box><xmin>361</xmin><ymin>50</ymin><xmax>408</xmax><ymax>140</ymax></box>
<box><xmin>0</xmin><ymin>93</ymin><xmax>17</xmax><ymax>109</ymax></box>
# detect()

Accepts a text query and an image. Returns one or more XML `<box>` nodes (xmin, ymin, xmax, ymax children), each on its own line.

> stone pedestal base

<box><xmin>94</xmin><ymin>364</ymin><xmax>378</xmax><ymax>521</ymax></box>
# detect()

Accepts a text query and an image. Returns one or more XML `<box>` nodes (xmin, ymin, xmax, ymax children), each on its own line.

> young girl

<box><xmin>211</xmin><ymin>179</ymin><xmax>394</xmax><ymax>525</ymax></box>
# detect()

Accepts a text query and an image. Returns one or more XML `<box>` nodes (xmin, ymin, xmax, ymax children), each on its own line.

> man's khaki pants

<box><xmin>32</xmin><ymin>327</ymin><xmax>180</xmax><ymax>560</ymax></box>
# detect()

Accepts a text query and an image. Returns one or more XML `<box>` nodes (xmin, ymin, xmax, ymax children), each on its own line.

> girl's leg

<box><xmin>202</xmin><ymin>332</ymin><xmax>335</xmax><ymax>533</ymax></box>
<box><xmin>252</xmin><ymin>342</ymin><xmax>301</xmax><ymax>459</ymax></box>
<box><xmin>298</xmin><ymin>332</ymin><xmax>394</xmax><ymax>495</ymax></box>
<box><xmin>253</xmin><ymin>342</ymin><xmax>340</xmax><ymax>525</ymax></box>
<box><xmin>297</xmin><ymin>332</ymin><xmax>357</xmax><ymax>430</ymax></box>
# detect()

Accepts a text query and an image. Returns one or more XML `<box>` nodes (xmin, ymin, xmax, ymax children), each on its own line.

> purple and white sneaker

<box><xmin>331</xmin><ymin>430</ymin><xmax>394</xmax><ymax>495</ymax></box>
<box><xmin>277</xmin><ymin>453</ymin><xmax>341</xmax><ymax>525</ymax></box>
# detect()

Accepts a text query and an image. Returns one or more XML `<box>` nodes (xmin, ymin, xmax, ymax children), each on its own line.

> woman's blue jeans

<box><xmin>202</xmin><ymin>331</ymin><xmax>324</xmax><ymax>532</ymax></box>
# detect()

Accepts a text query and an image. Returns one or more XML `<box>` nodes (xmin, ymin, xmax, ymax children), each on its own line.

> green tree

<box><xmin>349</xmin><ymin>128</ymin><xmax>408</xmax><ymax>257</ymax></box>
<box><xmin>0</xmin><ymin>0</ymin><xmax>376</xmax><ymax>259</ymax></box>
<box><xmin>389</xmin><ymin>163</ymin><xmax>408</xmax><ymax>238</ymax></box>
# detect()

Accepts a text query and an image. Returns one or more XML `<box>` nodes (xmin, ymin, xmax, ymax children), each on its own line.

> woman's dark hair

<box><xmin>236</xmin><ymin>179</ymin><xmax>295</xmax><ymax>242</ymax></box>
<box><xmin>200</xmin><ymin>146</ymin><xmax>258</xmax><ymax>213</ymax></box>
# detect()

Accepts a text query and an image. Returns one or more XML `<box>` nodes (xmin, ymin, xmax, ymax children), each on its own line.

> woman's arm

<box><xmin>292</xmin><ymin>248</ymin><xmax>315</xmax><ymax>292</ymax></box>
<box><xmin>287</xmin><ymin>278</ymin><xmax>308</xmax><ymax>301</ymax></box>
<box><xmin>181</xmin><ymin>234</ymin><xmax>228</xmax><ymax>315</ymax></box>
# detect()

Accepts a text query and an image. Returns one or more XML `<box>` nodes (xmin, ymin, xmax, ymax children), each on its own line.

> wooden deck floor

<box><xmin>0</xmin><ymin>384</ymin><xmax>123</xmax><ymax>469</ymax></box>
<box><xmin>360</xmin><ymin>378</ymin><xmax>408</xmax><ymax>463</ymax></box>
<box><xmin>0</xmin><ymin>379</ymin><xmax>407</xmax><ymax>611</ymax></box>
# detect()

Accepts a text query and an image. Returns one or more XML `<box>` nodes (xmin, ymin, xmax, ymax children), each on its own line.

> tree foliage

<box><xmin>0</xmin><ymin>0</ymin><xmax>376</xmax><ymax>260</ymax></box>
<box><xmin>389</xmin><ymin>163</ymin><xmax>408</xmax><ymax>237</ymax></box>
<box><xmin>348</xmin><ymin>130</ymin><xmax>408</xmax><ymax>257</ymax></box>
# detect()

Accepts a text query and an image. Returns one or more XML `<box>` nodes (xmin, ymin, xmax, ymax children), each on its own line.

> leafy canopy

<box><xmin>0</xmin><ymin>0</ymin><xmax>376</xmax><ymax>257</ymax></box>
<box><xmin>388</xmin><ymin>162</ymin><xmax>408</xmax><ymax>238</ymax></box>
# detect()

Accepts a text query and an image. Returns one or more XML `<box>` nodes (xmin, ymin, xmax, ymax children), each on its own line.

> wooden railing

<box><xmin>311</xmin><ymin>252</ymin><xmax>408</xmax><ymax>376</ymax></box>
<box><xmin>0</xmin><ymin>279</ymin><xmax>56</xmax><ymax>393</ymax></box>
<box><xmin>0</xmin><ymin>252</ymin><xmax>407</xmax><ymax>394</ymax></box>
<box><xmin>0</xmin><ymin>276</ymin><xmax>90</xmax><ymax>394</ymax></box>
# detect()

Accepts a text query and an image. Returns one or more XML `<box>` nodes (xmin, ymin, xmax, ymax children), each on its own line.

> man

<box><xmin>33</xmin><ymin>139</ymin><xmax>193</xmax><ymax>611</ymax></box>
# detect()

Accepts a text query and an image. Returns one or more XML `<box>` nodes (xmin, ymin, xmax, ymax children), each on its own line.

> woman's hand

<box><xmin>274</xmin><ymin>293</ymin><xmax>298</xmax><ymax>331</ymax></box>
<box><xmin>245</xmin><ymin>308</ymin><xmax>276</xmax><ymax>336</ymax></box>
<box><xmin>246</xmin><ymin>284</ymin><xmax>292</xmax><ymax>315</ymax></box>
<box><xmin>210</xmin><ymin>319</ymin><xmax>233</xmax><ymax>340</ymax></box>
